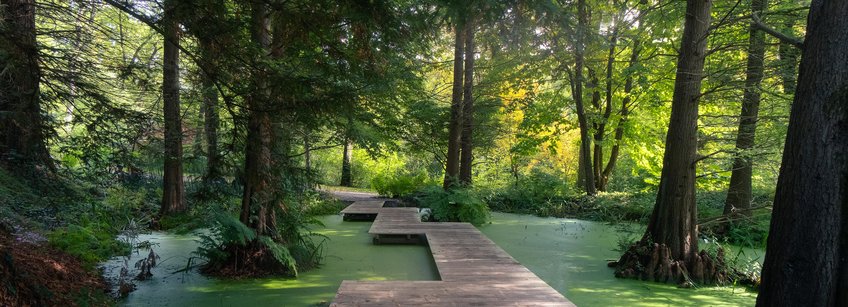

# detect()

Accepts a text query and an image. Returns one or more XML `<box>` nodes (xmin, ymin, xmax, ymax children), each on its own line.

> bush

<box><xmin>371</xmin><ymin>170</ymin><xmax>434</xmax><ymax>198</ymax></box>
<box><xmin>482</xmin><ymin>167</ymin><xmax>572</xmax><ymax>214</ymax></box>
<box><xmin>416</xmin><ymin>187</ymin><xmax>490</xmax><ymax>226</ymax></box>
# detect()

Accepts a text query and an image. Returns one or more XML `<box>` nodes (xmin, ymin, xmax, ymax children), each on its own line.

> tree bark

<box><xmin>756</xmin><ymin>0</ymin><xmax>848</xmax><ymax>305</ymax></box>
<box><xmin>239</xmin><ymin>0</ymin><xmax>276</xmax><ymax>236</ymax></box>
<box><xmin>444</xmin><ymin>19</ymin><xmax>465</xmax><ymax>189</ymax></box>
<box><xmin>616</xmin><ymin>1</ymin><xmax>713</xmax><ymax>283</ymax></box>
<box><xmin>0</xmin><ymin>0</ymin><xmax>54</xmax><ymax>173</ymax></box>
<box><xmin>723</xmin><ymin>0</ymin><xmax>767</xmax><ymax>216</ymax></box>
<box><xmin>646</xmin><ymin>0</ymin><xmax>711</xmax><ymax>264</ymax></box>
<box><xmin>573</xmin><ymin>0</ymin><xmax>596</xmax><ymax>196</ymax></box>
<box><xmin>459</xmin><ymin>16</ymin><xmax>476</xmax><ymax>186</ymax></box>
<box><xmin>161</xmin><ymin>0</ymin><xmax>186</xmax><ymax>215</ymax></box>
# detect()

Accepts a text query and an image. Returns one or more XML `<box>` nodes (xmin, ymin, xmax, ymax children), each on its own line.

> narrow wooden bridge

<box><xmin>331</xmin><ymin>201</ymin><xmax>575</xmax><ymax>306</ymax></box>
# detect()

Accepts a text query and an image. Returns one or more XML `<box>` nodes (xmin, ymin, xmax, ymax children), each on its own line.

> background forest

<box><xmin>1</xmin><ymin>0</ymin><xmax>833</xmax><ymax>305</ymax></box>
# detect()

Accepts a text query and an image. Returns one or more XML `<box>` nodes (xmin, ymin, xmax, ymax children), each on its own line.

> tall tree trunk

<box><xmin>0</xmin><ymin>0</ymin><xmax>54</xmax><ymax>173</ymax></box>
<box><xmin>202</xmin><ymin>70</ymin><xmax>221</xmax><ymax>181</ymax></box>
<box><xmin>161</xmin><ymin>0</ymin><xmax>185</xmax><ymax>215</ymax></box>
<box><xmin>239</xmin><ymin>0</ymin><xmax>276</xmax><ymax>236</ymax></box>
<box><xmin>340</xmin><ymin>138</ymin><xmax>353</xmax><ymax>187</ymax></box>
<box><xmin>602</xmin><ymin>38</ymin><xmax>641</xmax><ymax>184</ymax></box>
<box><xmin>444</xmin><ymin>19</ymin><xmax>465</xmax><ymax>189</ymax></box>
<box><xmin>646</xmin><ymin>0</ymin><xmax>711</xmax><ymax>265</ymax></box>
<box><xmin>459</xmin><ymin>16</ymin><xmax>476</xmax><ymax>186</ymax></box>
<box><xmin>723</xmin><ymin>0</ymin><xmax>767</xmax><ymax>216</ymax></box>
<box><xmin>756</xmin><ymin>1</ymin><xmax>848</xmax><ymax>305</ymax></box>
<box><xmin>573</xmin><ymin>0</ymin><xmax>596</xmax><ymax>196</ymax></box>
<box><xmin>616</xmin><ymin>0</ymin><xmax>714</xmax><ymax>285</ymax></box>
<box><xmin>595</xmin><ymin>26</ymin><xmax>618</xmax><ymax>191</ymax></box>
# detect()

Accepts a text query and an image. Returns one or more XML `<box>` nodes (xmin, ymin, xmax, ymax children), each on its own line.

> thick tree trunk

<box><xmin>756</xmin><ymin>1</ymin><xmax>848</xmax><ymax>305</ymax></box>
<box><xmin>239</xmin><ymin>0</ymin><xmax>276</xmax><ymax>236</ymax></box>
<box><xmin>161</xmin><ymin>0</ymin><xmax>186</xmax><ymax>215</ymax></box>
<box><xmin>0</xmin><ymin>0</ymin><xmax>53</xmax><ymax>172</ymax></box>
<box><xmin>616</xmin><ymin>0</ymin><xmax>715</xmax><ymax>285</ymax></box>
<box><xmin>573</xmin><ymin>0</ymin><xmax>596</xmax><ymax>196</ymax></box>
<box><xmin>458</xmin><ymin>16</ymin><xmax>476</xmax><ymax>186</ymax></box>
<box><xmin>723</xmin><ymin>0</ymin><xmax>767</xmax><ymax>216</ymax></box>
<box><xmin>340</xmin><ymin>139</ymin><xmax>353</xmax><ymax>187</ymax></box>
<box><xmin>444</xmin><ymin>20</ymin><xmax>465</xmax><ymax>189</ymax></box>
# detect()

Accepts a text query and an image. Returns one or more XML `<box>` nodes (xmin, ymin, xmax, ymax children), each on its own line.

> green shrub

<box><xmin>416</xmin><ymin>187</ymin><xmax>490</xmax><ymax>226</ymax></box>
<box><xmin>371</xmin><ymin>170</ymin><xmax>434</xmax><ymax>198</ymax></box>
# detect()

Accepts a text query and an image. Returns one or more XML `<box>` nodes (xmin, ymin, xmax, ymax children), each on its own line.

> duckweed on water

<box><xmin>106</xmin><ymin>213</ymin><xmax>760</xmax><ymax>306</ymax></box>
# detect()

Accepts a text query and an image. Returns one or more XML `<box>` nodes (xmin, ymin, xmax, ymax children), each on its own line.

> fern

<box><xmin>259</xmin><ymin>236</ymin><xmax>298</xmax><ymax>276</ymax></box>
<box><xmin>417</xmin><ymin>187</ymin><xmax>490</xmax><ymax>226</ymax></box>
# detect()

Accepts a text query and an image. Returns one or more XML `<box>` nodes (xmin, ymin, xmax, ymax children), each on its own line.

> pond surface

<box><xmin>106</xmin><ymin>213</ymin><xmax>761</xmax><ymax>306</ymax></box>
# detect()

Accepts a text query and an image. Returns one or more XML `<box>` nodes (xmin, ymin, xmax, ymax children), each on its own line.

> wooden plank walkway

<box><xmin>332</xmin><ymin>201</ymin><xmax>575</xmax><ymax>306</ymax></box>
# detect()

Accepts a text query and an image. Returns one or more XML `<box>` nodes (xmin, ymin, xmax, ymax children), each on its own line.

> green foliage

<box><xmin>195</xmin><ymin>214</ymin><xmax>257</xmax><ymax>264</ymax></box>
<box><xmin>371</xmin><ymin>169</ymin><xmax>435</xmax><ymax>198</ymax></box>
<box><xmin>48</xmin><ymin>224</ymin><xmax>130</xmax><ymax>267</ymax></box>
<box><xmin>302</xmin><ymin>191</ymin><xmax>346</xmax><ymax>216</ymax></box>
<box><xmin>416</xmin><ymin>187</ymin><xmax>490</xmax><ymax>226</ymax></box>
<box><xmin>258</xmin><ymin>236</ymin><xmax>298</xmax><ymax>276</ymax></box>
<box><xmin>482</xmin><ymin>167</ymin><xmax>572</xmax><ymax>214</ymax></box>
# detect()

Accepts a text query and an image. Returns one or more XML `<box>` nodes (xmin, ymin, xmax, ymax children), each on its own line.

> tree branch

<box><xmin>752</xmin><ymin>13</ymin><xmax>803</xmax><ymax>49</ymax></box>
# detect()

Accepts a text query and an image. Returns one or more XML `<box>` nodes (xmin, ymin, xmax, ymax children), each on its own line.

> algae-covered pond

<box><xmin>106</xmin><ymin>213</ymin><xmax>761</xmax><ymax>306</ymax></box>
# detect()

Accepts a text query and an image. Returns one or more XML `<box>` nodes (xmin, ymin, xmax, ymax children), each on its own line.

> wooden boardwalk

<box><xmin>334</xmin><ymin>201</ymin><xmax>575</xmax><ymax>306</ymax></box>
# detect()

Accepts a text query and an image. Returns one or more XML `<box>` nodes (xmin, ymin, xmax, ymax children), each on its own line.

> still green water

<box><xmin>108</xmin><ymin>213</ymin><xmax>760</xmax><ymax>306</ymax></box>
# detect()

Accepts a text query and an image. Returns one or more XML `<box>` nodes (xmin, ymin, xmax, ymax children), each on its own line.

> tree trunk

<box><xmin>458</xmin><ymin>16</ymin><xmax>476</xmax><ymax>186</ymax></box>
<box><xmin>304</xmin><ymin>130</ymin><xmax>312</xmax><ymax>172</ymax></box>
<box><xmin>340</xmin><ymin>139</ymin><xmax>353</xmax><ymax>187</ymax></box>
<box><xmin>239</xmin><ymin>0</ymin><xmax>276</xmax><ymax>236</ymax></box>
<box><xmin>616</xmin><ymin>0</ymin><xmax>714</xmax><ymax>285</ymax></box>
<box><xmin>723</xmin><ymin>0</ymin><xmax>767</xmax><ymax>216</ymax></box>
<box><xmin>444</xmin><ymin>19</ymin><xmax>465</xmax><ymax>189</ymax></box>
<box><xmin>0</xmin><ymin>0</ymin><xmax>54</xmax><ymax>173</ymax></box>
<box><xmin>161</xmin><ymin>0</ymin><xmax>186</xmax><ymax>215</ymax></box>
<box><xmin>595</xmin><ymin>27</ymin><xmax>618</xmax><ymax>191</ymax></box>
<box><xmin>756</xmin><ymin>0</ymin><xmax>848</xmax><ymax>305</ymax></box>
<box><xmin>602</xmin><ymin>38</ymin><xmax>641</xmax><ymax>185</ymax></box>
<box><xmin>777</xmin><ymin>19</ymin><xmax>799</xmax><ymax>95</ymax></box>
<box><xmin>202</xmin><ymin>72</ymin><xmax>221</xmax><ymax>181</ymax></box>
<box><xmin>573</xmin><ymin>0</ymin><xmax>596</xmax><ymax>196</ymax></box>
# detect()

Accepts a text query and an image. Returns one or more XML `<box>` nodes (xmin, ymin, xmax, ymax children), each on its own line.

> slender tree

<box><xmin>161</xmin><ymin>0</ymin><xmax>186</xmax><ymax>215</ymax></box>
<box><xmin>444</xmin><ymin>16</ymin><xmax>466</xmax><ymax>189</ymax></box>
<box><xmin>199</xmin><ymin>36</ymin><xmax>222</xmax><ymax>182</ymax></box>
<box><xmin>458</xmin><ymin>14</ymin><xmax>476</xmax><ymax>186</ymax></box>
<box><xmin>756</xmin><ymin>0</ymin><xmax>848</xmax><ymax>304</ymax></box>
<box><xmin>0</xmin><ymin>0</ymin><xmax>54</xmax><ymax>172</ymax></box>
<box><xmin>723</xmin><ymin>0</ymin><xmax>768</xmax><ymax>216</ymax></box>
<box><xmin>572</xmin><ymin>0</ymin><xmax>596</xmax><ymax>195</ymax></box>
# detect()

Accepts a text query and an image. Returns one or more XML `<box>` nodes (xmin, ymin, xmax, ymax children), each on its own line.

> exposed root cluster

<box><xmin>612</xmin><ymin>241</ymin><xmax>730</xmax><ymax>287</ymax></box>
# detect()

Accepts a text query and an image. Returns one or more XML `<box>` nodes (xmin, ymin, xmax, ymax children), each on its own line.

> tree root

<box><xmin>611</xmin><ymin>241</ymin><xmax>730</xmax><ymax>287</ymax></box>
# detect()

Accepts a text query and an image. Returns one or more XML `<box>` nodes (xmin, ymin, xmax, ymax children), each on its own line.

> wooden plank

<box><xmin>332</xmin><ymin>201</ymin><xmax>576</xmax><ymax>306</ymax></box>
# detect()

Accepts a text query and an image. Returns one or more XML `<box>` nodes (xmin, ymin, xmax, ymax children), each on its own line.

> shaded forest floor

<box><xmin>0</xmin><ymin>230</ymin><xmax>110</xmax><ymax>306</ymax></box>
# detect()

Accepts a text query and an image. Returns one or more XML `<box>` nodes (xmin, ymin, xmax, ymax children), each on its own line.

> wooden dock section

<box><xmin>332</xmin><ymin>201</ymin><xmax>575</xmax><ymax>306</ymax></box>
<box><xmin>340</xmin><ymin>200</ymin><xmax>385</xmax><ymax>221</ymax></box>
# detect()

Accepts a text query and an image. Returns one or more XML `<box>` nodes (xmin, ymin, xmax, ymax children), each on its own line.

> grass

<box><xmin>318</xmin><ymin>185</ymin><xmax>377</xmax><ymax>194</ymax></box>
